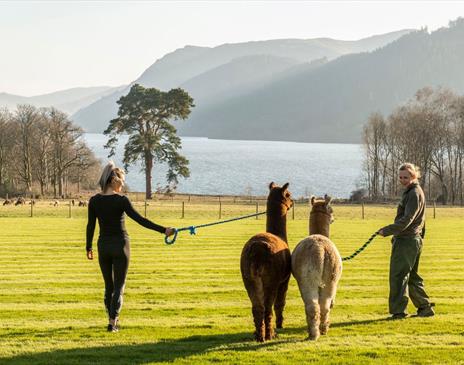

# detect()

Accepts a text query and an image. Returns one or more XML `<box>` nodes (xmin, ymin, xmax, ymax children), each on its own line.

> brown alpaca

<box><xmin>240</xmin><ymin>182</ymin><xmax>293</xmax><ymax>342</ymax></box>
<box><xmin>291</xmin><ymin>195</ymin><xmax>342</xmax><ymax>340</ymax></box>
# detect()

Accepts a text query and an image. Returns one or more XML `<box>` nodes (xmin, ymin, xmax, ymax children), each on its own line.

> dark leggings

<box><xmin>98</xmin><ymin>238</ymin><xmax>130</xmax><ymax>320</ymax></box>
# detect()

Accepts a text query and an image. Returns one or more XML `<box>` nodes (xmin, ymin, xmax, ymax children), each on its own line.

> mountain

<box><xmin>137</xmin><ymin>30</ymin><xmax>413</xmax><ymax>88</ymax></box>
<box><xmin>174</xmin><ymin>19</ymin><xmax>464</xmax><ymax>143</ymax></box>
<box><xmin>72</xmin><ymin>29</ymin><xmax>412</xmax><ymax>133</ymax></box>
<box><xmin>179</xmin><ymin>55</ymin><xmax>302</xmax><ymax>105</ymax></box>
<box><xmin>0</xmin><ymin>86</ymin><xmax>122</xmax><ymax>115</ymax></box>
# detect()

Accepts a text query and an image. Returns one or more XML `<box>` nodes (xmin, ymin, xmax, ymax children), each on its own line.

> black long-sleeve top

<box><xmin>86</xmin><ymin>194</ymin><xmax>166</xmax><ymax>251</ymax></box>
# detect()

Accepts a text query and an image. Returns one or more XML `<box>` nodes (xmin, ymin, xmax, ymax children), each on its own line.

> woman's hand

<box><xmin>378</xmin><ymin>229</ymin><xmax>385</xmax><ymax>237</ymax></box>
<box><xmin>165</xmin><ymin>227</ymin><xmax>175</xmax><ymax>237</ymax></box>
<box><xmin>86</xmin><ymin>250</ymin><xmax>93</xmax><ymax>260</ymax></box>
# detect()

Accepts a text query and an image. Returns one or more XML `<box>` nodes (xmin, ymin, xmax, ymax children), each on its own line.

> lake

<box><xmin>83</xmin><ymin>133</ymin><xmax>364</xmax><ymax>198</ymax></box>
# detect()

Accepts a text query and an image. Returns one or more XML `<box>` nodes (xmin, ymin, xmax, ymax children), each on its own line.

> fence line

<box><xmin>0</xmin><ymin>198</ymin><xmax>456</xmax><ymax>220</ymax></box>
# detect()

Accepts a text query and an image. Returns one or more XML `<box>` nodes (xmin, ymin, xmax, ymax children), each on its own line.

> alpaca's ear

<box><xmin>269</xmin><ymin>182</ymin><xmax>276</xmax><ymax>190</ymax></box>
<box><xmin>310</xmin><ymin>196</ymin><xmax>316</xmax><ymax>206</ymax></box>
<box><xmin>282</xmin><ymin>182</ymin><xmax>289</xmax><ymax>191</ymax></box>
<box><xmin>324</xmin><ymin>194</ymin><xmax>332</xmax><ymax>205</ymax></box>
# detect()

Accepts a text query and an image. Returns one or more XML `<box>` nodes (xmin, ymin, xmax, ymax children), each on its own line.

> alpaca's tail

<box><xmin>248</xmin><ymin>242</ymin><xmax>273</xmax><ymax>277</ymax></box>
<box><xmin>240</xmin><ymin>240</ymin><xmax>271</xmax><ymax>303</ymax></box>
<box><xmin>292</xmin><ymin>236</ymin><xmax>327</xmax><ymax>288</ymax></box>
<box><xmin>307</xmin><ymin>243</ymin><xmax>326</xmax><ymax>288</ymax></box>
<box><xmin>240</xmin><ymin>237</ymin><xmax>275</xmax><ymax>280</ymax></box>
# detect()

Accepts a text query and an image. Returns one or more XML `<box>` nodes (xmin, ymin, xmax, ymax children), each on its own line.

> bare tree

<box><xmin>68</xmin><ymin>143</ymin><xmax>99</xmax><ymax>193</ymax></box>
<box><xmin>48</xmin><ymin>108</ymin><xmax>84</xmax><ymax>197</ymax></box>
<box><xmin>13</xmin><ymin>105</ymin><xmax>41</xmax><ymax>193</ymax></box>
<box><xmin>362</xmin><ymin>112</ymin><xmax>386</xmax><ymax>199</ymax></box>
<box><xmin>362</xmin><ymin>87</ymin><xmax>464</xmax><ymax>204</ymax></box>
<box><xmin>0</xmin><ymin>108</ymin><xmax>16</xmax><ymax>192</ymax></box>
<box><xmin>32</xmin><ymin>108</ymin><xmax>53</xmax><ymax>196</ymax></box>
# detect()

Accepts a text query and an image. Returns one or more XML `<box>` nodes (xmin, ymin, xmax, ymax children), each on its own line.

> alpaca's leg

<box><xmin>305</xmin><ymin>298</ymin><xmax>320</xmax><ymax>340</ymax></box>
<box><xmin>299</xmin><ymin>284</ymin><xmax>320</xmax><ymax>341</ymax></box>
<box><xmin>263</xmin><ymin>287</ymin><xmax>278</xmax><ymax>341</ymax></box>
<box><xmin>252</xmin><ymin>302</ymin><xmax>265</xmax><ymax>342</ymax></box>
<box><xmin>274</xmin><ymin>278</ymin><xmax>290</xmax><ymax>329</ymax></box>
<box><xmin>244</xmin><ymin>278</ymin><xmax>265</xmax><ymax>342</ymax></box>
<box><xmin>319</xmin><ymin>283</ymin><xmax>337</xmax><ymax>335</ymax></box>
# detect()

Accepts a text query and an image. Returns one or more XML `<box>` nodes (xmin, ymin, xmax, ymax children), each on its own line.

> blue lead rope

<box><xmin>164</xmin><ymin>211</ymin><xmax>267</xmax><ymax>245</ymax></box>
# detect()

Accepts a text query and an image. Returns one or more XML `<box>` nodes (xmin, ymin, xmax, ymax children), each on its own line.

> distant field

<box><xmin>0</xmin><ymin>202</ymin><xmax>463</xmax><ymax>364</ymax></box>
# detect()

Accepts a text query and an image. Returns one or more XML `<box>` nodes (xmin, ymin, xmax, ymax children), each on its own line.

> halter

<box><xmin>310</xmin><ymin>209</ymin><xmax>332</xmax><ymax>219</ymax></box>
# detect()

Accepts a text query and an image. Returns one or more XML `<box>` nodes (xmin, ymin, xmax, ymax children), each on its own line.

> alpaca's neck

<box><xmin>310</xmin><ymin>214</ymin><xmax>330</xmax><ymax>238</ymax></box>
<box><xmin>266</xmin><ymin>207</ymin><xmax>288</xmax><ymax>243</ymax></box>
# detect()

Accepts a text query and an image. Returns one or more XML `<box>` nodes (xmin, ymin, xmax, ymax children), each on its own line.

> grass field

<box><xmin>0</xmin><ymin>201</ymin><xmax>463</xmax><ymax>364</ymax></box>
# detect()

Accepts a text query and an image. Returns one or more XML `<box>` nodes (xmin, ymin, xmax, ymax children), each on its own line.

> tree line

<box><xmin>0</xmin><ymin>105</ymin><xmax>100</xmax><ymax>198</ymax></box>
<box><xmin>362</xmin><ymin>87</ymin><xmax>464</xmax><ymax>204</ymax></box>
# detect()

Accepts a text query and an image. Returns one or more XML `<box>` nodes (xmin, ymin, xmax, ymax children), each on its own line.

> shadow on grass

<box><xmin>278</xmin><ymin>317</ymin><xmax>389</xmax><ymax>336</ymax></box>
<box><xmin>2</xmin><ymin>330</ymin><xmax>255</xmax><ymax>365</ymax></box>
<box><xmin>331</xmin><ymin>317</ymin><xmax>389</xmax><ymax>327</ymax></box>
<box><xmin>2</xmin><ymin>318</ymin><xmax>392</xmax><ymax>364</ymax></box>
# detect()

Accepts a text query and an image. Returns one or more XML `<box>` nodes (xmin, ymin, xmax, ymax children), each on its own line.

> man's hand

<box><xmin>378</xmin><ymin>229</ymin><xmax>385</xmax><ymax>237</ymax></box>
<box><xmin>86</xmin><ymin>250</ymin><xmax>93</xmax><ymax>260</ymax></box>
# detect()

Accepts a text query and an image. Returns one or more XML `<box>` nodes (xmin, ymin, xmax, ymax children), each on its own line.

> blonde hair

<box><xmin>99</xmin><ymin>161</ymin><xmax>125</xmax><ymax>191</ymax></box>
<box><xmin>399</xmin><ymin>163</ymin><xmax>421</xmax><ymax>180</ymax></box>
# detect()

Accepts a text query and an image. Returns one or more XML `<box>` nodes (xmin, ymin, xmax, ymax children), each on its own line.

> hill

<box><xmin>72</xmin><ymin>30</ymin><xmax>412</xmax><ymax>133</ymax></box>
<box><xmin>175</xmin><ymin>20</ymin><xmax>464</xmax><ymax>143</ymax></box>
<box><xmin>0</xmin><ymin>86</ymin><xmax>122</xmax><ymax>115</ymax></box>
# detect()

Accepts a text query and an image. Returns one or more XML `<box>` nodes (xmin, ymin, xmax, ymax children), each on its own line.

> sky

<box><xmin>1</xmin><ymin>1</ymin><xmax>464</xmax><ymax>96</ymax></box>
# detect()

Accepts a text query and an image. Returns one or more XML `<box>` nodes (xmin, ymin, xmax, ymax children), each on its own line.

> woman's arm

<box><xmin>381</xmin><ymin>192</ymin><xmax>420</xmax><ymax>236</ymax></box>
<box><xmin>123</xmin><ymin>196</ymin><xmax>167</xmax><ymax>233</ymax></box>
<box><xmin>86</xmin><ymin>197</ymin><xmax>96</xmax><ymax>252</ymax></box>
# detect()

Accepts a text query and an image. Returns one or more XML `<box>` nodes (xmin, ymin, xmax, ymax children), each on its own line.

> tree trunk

<box><xmin>0</xmin><ymin>149</ymin><xmax>3</xmax><ymax>186</ymax></box>
<box><xmin>65</xmin><ymin>171</ymin><xmax>68</xmax><ymax>198</ymax></box>
<box><xmin>459</xmin><ymin>153</ymin><xmax>463</xmax><ymax>206</ymax></box>
<box><xmin>58</xmin><ymin>172</ymin><xmax>63</xmax><ymax>198</ymax></box>
<box><xmin>145</xmin><ymin>152</ymin><xmax>153</xmax><ymax>200</ymax></box>
<box><xmin>40</xmin><ymin>181</ymin><xmax>44</xmax><ymax>196</ymax></box>
<box><xmin>441</xmin><ymin>182</ymin><xmax>448</xmax><ymax>205</ymax></box>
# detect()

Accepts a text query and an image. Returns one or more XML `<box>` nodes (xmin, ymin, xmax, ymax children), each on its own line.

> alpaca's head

<box><xmin>267</xmin><ymin>182</ymin><xmax>293</xmax><ymax>215</ymax></box>
<box><xmin>310</xmin><ymin>194</ymin><xmax>334</xmax><ymax>223</ymax></box>
<box><xmin>309</xmin><ymin>195</ymin><xmax>334</xmax><ymax>237</ymax></box>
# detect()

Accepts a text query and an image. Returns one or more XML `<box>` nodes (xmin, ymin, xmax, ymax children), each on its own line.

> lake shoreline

<box><xmin>84</xmin><ymin>133</ymin><xmax>364</xmax><ymax>198</ymax></box>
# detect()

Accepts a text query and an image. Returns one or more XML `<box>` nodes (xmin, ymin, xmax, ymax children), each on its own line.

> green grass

<box><xmin>0</xmin><ymin>202</ymin><xmax>464</xmax><ymax>364</ymax></box>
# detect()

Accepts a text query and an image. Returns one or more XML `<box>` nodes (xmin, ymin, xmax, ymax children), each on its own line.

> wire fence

<box><xmin>0</xmin><ymin>196</ymin><xmax>459</xmax><ymax>220</ymax></box>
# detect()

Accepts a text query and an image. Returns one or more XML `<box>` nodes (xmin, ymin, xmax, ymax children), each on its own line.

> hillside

<box><xmin>175</xmin><ymin>20</ymin><xmax>464</xmax><ymax>143</ymax></box>
<box><xmin>0</xmin><ymin>86</ymin><xmax>122</xmax><ymax>115</ymax></box>
<box><xmin>72</xmin><ymin>30</ymin><xmax>412</xmax><ymax>133</ymax></box>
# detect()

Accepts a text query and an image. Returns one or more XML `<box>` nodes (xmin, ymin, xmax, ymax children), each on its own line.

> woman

<box><xmin>86</xmin><ymin>162</ymin><xmax>174</xmax><ymax>332</ymax></box>
<box><xmin>379</xmin><ymin>163</ymin><xmax>434</xmax><ymax>320</ymax></box>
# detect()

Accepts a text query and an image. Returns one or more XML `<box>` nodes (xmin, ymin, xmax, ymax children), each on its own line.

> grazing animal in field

<box><xmin>15</xmin><ymin>197</ymin><xmax>26</xmax><ymax>206</ymax></box>
<box><xmin>53</xmin><ymin>200</ymin><xmax>59</xmax><ymax>207</ymax></box>
<box><xmin>240</xmin><ymin>182</ymin><xmax>293</xmax><ymax>342</ymax></box>
<box><xmin>78</xmin><ymin>200</ymin><xmax>87</xmax><ymax>207</ymax></box>
<box><xmin>3</xmin><ymin>199</ymin><xmax>12</xmax><ymax>206</ymax></box>
<box><xmin>291</xmin><ymin>195</ymin><xmax>342</xmax><ymax>341</ymax></box>
<box><xmin>28</xmin><ymin>200</ymin><xmax>35</xmax><ymax>205</ymax></box>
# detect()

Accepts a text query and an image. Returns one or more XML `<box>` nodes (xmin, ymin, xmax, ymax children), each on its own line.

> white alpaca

<box><xmin>291</xmin><ymin>195</ymin><xmax>342</xmax><ymax>340</ymax></box>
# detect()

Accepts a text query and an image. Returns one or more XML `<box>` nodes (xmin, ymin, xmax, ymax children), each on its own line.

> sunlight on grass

<box><xmin>0</xmin><ymin>202</ymin><xmax>463</xmax><ymax>364</ymax></box>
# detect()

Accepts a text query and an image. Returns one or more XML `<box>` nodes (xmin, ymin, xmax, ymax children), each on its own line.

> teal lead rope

<box><xmin>166</xmin><ymin>217</ymin><xmax>379</xmax><ymax>262</ymax></box>
<box><xmin>164</xmin><ymin>211</ymin><xmax>267</xmax><ymax>245</ymax></box>
<box><xmin>341</xmin><ymin>231</ymin><xmax>380</xmax><ymax>261</ymax></box>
